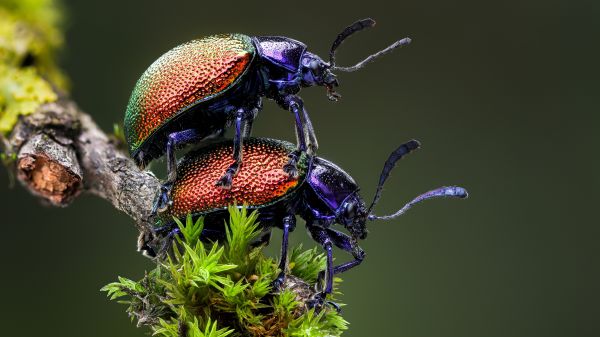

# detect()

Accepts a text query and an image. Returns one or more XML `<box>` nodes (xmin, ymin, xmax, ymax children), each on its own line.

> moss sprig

<box><xmin>102</xmin><ymin>207</ymin><xmax>348</xmax><ymax>337</ymax></box>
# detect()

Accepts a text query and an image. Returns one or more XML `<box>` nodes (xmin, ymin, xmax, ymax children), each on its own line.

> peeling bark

<box><xmin>17</xmin><ymin>133</ymin><xmax>82</xmax><ymax>205</ymax></box>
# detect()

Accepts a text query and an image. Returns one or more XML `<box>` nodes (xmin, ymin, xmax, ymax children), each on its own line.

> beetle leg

<box><xmin>156</xmin><ymin>225</ymin><xmax>180</xmax><ymax>258</ymax></box>
<box><xmin>316</xmin><ymin>228</ymin><xmax>365</xmax><ymax>283</ymax></box>
<box><xmin>165</xmin><ymin>129</ymin><xmax>204</xmax><ymax>183</ymax></box>
<box><xmin>152</xmin><ymin>184</ymin><xmax>173</xmax><ymax>215</ymax></box>
<box><xmin>153</xmin><ymin>129</ymin><xmax>204</xmax><ymax>214</ymax></box>
<box><xmin>283</xmin><ymin>96</ymin><xmax>308</xmax><ymax>178</ymax></box>
<box><xmin>306</xmin><ymin>224</ymin><xmax>335</xmax><ymax>307</ymax></box>
<box><xmin>216</xmin><ymin>109</ymin><xmax>246</xmax><ymax>189</ymax></box>
<box><xmin>272</xmin><ymin>215</ymin><xmax>296</xmax><ymax>290</ymax></box>
<box><xmin>242</xmin><ymin>117</ymin><xmax>253</xmax><ymax>138</ymax></box>
<box><xmin>301</xmin><ymin>105</ymin><xmax>318</xmax><ymax>155</ymax></box>
<box><xmin>306</xmin><ymin>226</ymin><xmax>364</xmax><ymax>312</ymax></box>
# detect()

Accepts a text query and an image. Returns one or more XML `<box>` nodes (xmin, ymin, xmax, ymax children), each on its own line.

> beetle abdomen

<box><xmin>163</xmin><ymin>138</ymin><xmax>308</xmax><ymax>220</ymax></box>
<box><xmin>125</xmin><ymin>34</ymin><xmax>255</xmax><ymax>155</ymax></box>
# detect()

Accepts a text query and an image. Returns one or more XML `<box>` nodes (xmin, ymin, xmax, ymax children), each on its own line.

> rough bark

<box><xmin>6</xmin><ymin>98</ymin><xmax>160</xmax><ymax>232</ymax></box>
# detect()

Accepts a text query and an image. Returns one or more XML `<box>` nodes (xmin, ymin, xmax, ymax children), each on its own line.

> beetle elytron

<box><xmin>123</xmin><ymin>18</ymin><xmax>411</xmax><ymax>213</ymax></box>
<box><xmin>143</xmin><ymin>138</ymin><xmax>468</xmax><ymax>308</ymax></box>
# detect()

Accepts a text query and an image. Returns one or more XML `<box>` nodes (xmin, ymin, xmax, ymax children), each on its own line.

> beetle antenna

<box><xmin>367</xmin><ymin>139</ymin><xmax>421</xmax><ymax>214</ymax></box>
<box><xmin>368</xmin><ymin>186</ymin><xmax>468</xmax><ymax>221</ymax></box>
<box><xmin>329</xmin><ymin>18</ymin><xmax>376</xmax><ymax>67</ymax></box>
<box><xmin>332</xmin><ymin>37</ymin><xmax>412</xmax><ymax>72</ymax></box>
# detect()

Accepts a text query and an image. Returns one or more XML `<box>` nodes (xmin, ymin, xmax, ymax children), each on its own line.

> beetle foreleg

<box><xmin>242</xmin><ymin>117</ymin><xmax>253</xmax><ymax>138</ymax></box>
<box><xmin>289</xmin><ymin>98</ymin><xmax>307</xmax><ymax>153</ymax></box>
<box><xmin>308</xmin><ymin>225</ymin><xmax>363</xmax><ymax>311</ymax></box>
<box><xmin>302</xmin><ymin>105</ymin><xmax>318</xmax><ymax>155</ymax></box>
<box><xmin>321</xmin><ymin>227</ymin><xmax>365</xmax><ymax>278</ymax></box>
<box><xmin>283</xmin><ymin>96</ymin><xmax>309</xmax><ymax>178</ymax></box>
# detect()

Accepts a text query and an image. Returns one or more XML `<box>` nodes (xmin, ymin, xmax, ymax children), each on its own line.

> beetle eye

<box><xmin>309</xmin><ymin>60</ymin><xmax>320</xmax><ymax>70</ymax></box>
<box><xmin>344</xmin><ymin>202</ymin><xmax>355</xmax><ymax>218</ymax></box>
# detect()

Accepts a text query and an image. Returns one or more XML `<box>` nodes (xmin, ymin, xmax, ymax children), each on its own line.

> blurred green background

<box><xmin>1</xmin><ymin>0</ymin><xmax>598</xmax><ymax>336</ymax></box>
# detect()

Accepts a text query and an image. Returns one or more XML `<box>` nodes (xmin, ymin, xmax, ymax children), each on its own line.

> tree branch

<box><xmin>6</xmin><ymin>98</ymin><xmax>160</xmax><ymax>231</ymax></box>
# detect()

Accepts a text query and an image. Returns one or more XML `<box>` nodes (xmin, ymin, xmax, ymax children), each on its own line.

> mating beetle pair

<box><xmin>123</xmin><ymin>18</ymin><xmax>411</xmax><ymax>212</ymax></box>
<box><xmin>144</xmin><ymin>138</ymin><xmax>468</xmax><ymax>308</ymax></box>
<box><xmin>126</xmin><ymin>18</ymin><xmax>467</xmax><ymax>309</ymax></box>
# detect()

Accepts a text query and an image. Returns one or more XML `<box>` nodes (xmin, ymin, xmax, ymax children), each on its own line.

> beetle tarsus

<box><xmin>327</xmin><ymin>300</ymin><xmax>342</xmax><ymax>313</ymax></box>
<box><xmin>152</xmin><ymin>182</ymin><xmax>174</xmax><ymax>215</ymax></box>
<box><xmin>307</xmin><ymin>292</ymin><xmax>341</xmax><ymax>313</ymax></box>
<box><xmin>271</xmin><ymin>272</ymin><xmax>286</xmax><ymax>290</ymax></box>
<box><xmin>307</xmin><ymin>292</ymin><xmax>325</xmax><ymax>310</ymax></box>
<box><xmin>215</xmin><ymin>162</ymin><xmax>240</xmax><ymax>189</ymax></box>
<box><xmin>326</xmin><ymin>85</ymin><xmax>341</xmax><ymax>101</ymax></box>
<box><xmin>283</xmin><ymin>161</ymin><xmax>299</xmax><ymax>178</ymax></box>
<box><xmin>215</xmin><ymin>175</ymin><xmax>233</xmax><ymax>189</ymax></box>
<box><xmin>283</xmin><ymin>151</ymin><xmax>301</xmax><ymax>178</ymax></box>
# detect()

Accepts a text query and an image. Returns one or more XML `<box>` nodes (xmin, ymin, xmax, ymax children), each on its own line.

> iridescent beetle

<box><xmin>123</xmin><ymin>18</ymin><xmax>411</xmax><ymax>212</ymax></box>
<box><xmin>143</xmin><ymin>138</ymin><xmax>468</xmax><ymax>308</ymax></box>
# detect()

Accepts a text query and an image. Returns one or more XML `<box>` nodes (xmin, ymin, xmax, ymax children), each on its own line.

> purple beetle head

<box><xmin>300</xmin><ymin>18</ymin><xmax>412</xmax><ymax>101</ymax></box>
<box><xmin>337</xmin><ymin>194</ymin><xmax>369</xmax><ymax>240</ymax></box>
<box><xmin>300</xmin><ymin>52</ymin><xmax>340</xmax><ymax>100</ymax></box>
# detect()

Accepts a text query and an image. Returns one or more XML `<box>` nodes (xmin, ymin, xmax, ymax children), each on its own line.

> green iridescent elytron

<box><xmin>125</xmin><ymin>19</ymin><xmax>412</xmax><ymax>201</ymax></box>
<box><xmin>124</xmin><ymin>33</ymin><xmax>255</xmax><ymax>158</ymax></box>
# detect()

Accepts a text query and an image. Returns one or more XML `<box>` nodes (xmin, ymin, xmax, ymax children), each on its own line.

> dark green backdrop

<box><xmin>1</xmin><ymin>0</ymin><xmax>598</xmax><ymax>336</ymax></box>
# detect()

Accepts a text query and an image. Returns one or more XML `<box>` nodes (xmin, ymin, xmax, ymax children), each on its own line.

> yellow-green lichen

<box><xmin>0</xmin><ymin>64</ymin><xmax>57</xmax><ymax>133</ymax></box>
<box><xmin>0</xmin><ymin>0</ymin><xmax>67</xmax><ymax>134</ymax></box>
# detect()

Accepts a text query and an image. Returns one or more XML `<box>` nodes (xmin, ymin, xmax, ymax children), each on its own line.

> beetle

<box><xmin>143</xmin><ymin>137</ymin><xmax>468</xmax><ymax>308</ymax></box>
<box><xmin>123</xmin><ymin>18</ymin><xmax>412</xmax><ymax>212</ymax></box>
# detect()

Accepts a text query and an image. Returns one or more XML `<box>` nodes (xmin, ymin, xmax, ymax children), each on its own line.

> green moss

<box><xmin>0</xmin><ymin>0</ymin><xmax>68</xmax><ymax>134</ymax></box>
<box><xmin>102</xmin><ymin>207</ymin><xmax>348</xmax><ymax>337</ymax></box>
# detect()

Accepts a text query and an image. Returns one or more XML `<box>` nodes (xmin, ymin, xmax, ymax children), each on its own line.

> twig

<box><xmin>6</xmin><ymin>98</ymin><xmax>160</xmax><ymax>232</ymax></box>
